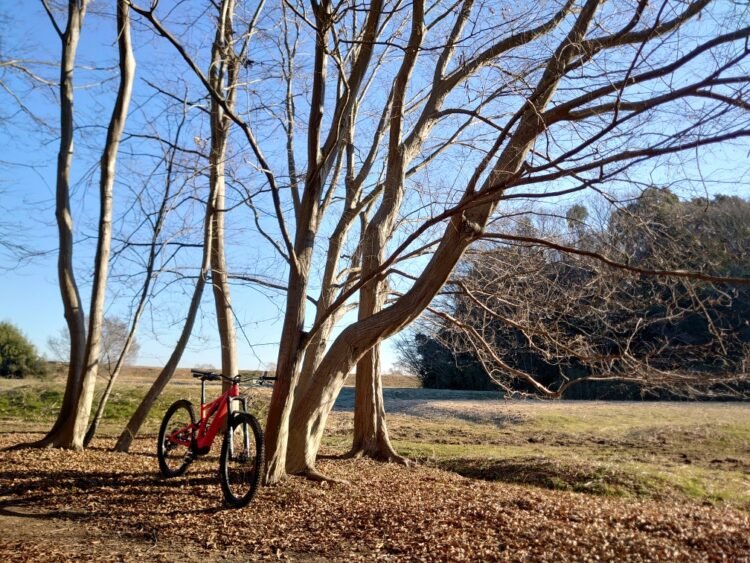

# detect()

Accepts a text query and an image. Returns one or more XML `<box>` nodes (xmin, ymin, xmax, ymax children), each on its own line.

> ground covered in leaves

<box><xmin>1</xmin><ymin>432</ymin><xmax>749</xmax><ymax>562</ymax></box>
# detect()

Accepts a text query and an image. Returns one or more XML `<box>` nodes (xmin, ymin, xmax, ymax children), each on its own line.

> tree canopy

<box><xmin>0</xmin><ymin>322</ymin><xmax>47</xmax><ymax>379</ymax></box>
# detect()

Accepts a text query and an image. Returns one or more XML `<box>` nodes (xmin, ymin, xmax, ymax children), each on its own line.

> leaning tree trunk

<box><xmin>263</xmin><ymin>3</ymin><xmax>331</xmax><ymax>484</ymax></box>
<box><xmin>286</xmin><ymin>218</ymin><xmax>479</xmax><ymax>475</ymax></box>
<box><xmin>287</xmin><ymin>63</ymin><xmax>574</xmax><ymax>473</ymax></box>
<box><xmin>285</xmin><ymin>0</ymin><xmax>600</xmax><ymax>475</ymax></box>
<box><xmin>83</xmin><ymin>370</ymin><xmax>119</xmax><ymax>447</ymax></box>
<box><xmin>113</xmin><ymin>269</ymin><xmax>209</xmax><ymax>452</ymax></box>
<box><xmin>114</xmin><ymin>188</ymin><xmax>217</xmax><ymax>452</ymax></box>
<box><xmin>84</xmin><ymin>256</ymin><xmax>150</xmax><ymax>447</ymax></box>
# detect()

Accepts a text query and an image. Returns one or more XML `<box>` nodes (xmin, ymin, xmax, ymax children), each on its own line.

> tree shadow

<box><xmin>428</xmin><ymin>456</ymin><xmax>640</xmax><ymax>497</ymax></box>
<box><xmin>0</xmin><ymin>465</ymin><xmax>232</xmax><ymax>520</ymax></box>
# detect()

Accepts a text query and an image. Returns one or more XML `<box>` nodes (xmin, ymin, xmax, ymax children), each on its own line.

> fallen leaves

<box><xmin>0</xmin><ymin>432</ymin><xmax>748</xmax><ymax>561</ymax></box>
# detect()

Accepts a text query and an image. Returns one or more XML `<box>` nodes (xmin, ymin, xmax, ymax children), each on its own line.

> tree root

<box><xmin>383</xmin><ymin>452</ymin><xmax>411</xmax><ymax>467</ymax></box>
<box><xmin>261</xmin><ymin>473</ymin><xmax>289</xmax><ymax>487</ymax></box>
<box><xmin>2</xmin><ymin>436</ymin><xmax>58</xmax><ymax>452</ymax></box>
<box><xmin>294</xmin><ymin>468</ymin><xmax>350</xmax><ymax>485</ymax></box>
<box><xmin>338</xmin><ymin>449</ymin><xmax>363</xmax><ymax>460</ymax></box>
<box><xmin>340</xmin><ymin>446</ymin><xmax>411</xmax><ymax>466</ymax></box>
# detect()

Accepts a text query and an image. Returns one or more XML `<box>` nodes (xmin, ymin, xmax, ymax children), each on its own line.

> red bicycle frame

<box><xmin>166</xmin><ymin>378</ymin><xmax>244</xmax><ymax>453</ymax></box>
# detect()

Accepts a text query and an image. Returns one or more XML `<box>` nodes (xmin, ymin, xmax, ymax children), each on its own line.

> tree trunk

<box><xmin>285</xmin><ymin>0</ymin><xmax>601</xmax><ymax>476</ymax></box>
<box><xmin>39</xmin><ymin>0</ymin><xmax>89</xmax><ymax>448</ymax></box>
<box><xmin>209</xmin><ymin>0</ymin><xmax>239</xmax><ymax>386</ymax></box>
<box><xmin>336</xmin><ymin>3</ymin><xmax>422</xmax><ymax>463</ymax></box>
<box><xmin>346</xmin><ymin>283</ymin><xmax>406</xmax><ymax>463</ymax></box>
<box><xmin>84</xmin><ymin>272</ymin><xmax>148</xmax><ymax>447</ymax></box>
<box><xmin>264</xmin><ymin>267</ymin><xmax>313</xmax><ymax>482</ymax></box>
<box><xmin>114</xmin><ymin>173</ymin><xmax>217</xmax><ymax>452</ymax></box>
<box><xmin>66</xmin><ymin>0</ymin><xmax>135</xmax><ymax>449</ymax></box>
<box><xmin>287</xmin><ymin>67</ymin><xmax>580</xmax><ymax>473</ymax></box>
<box><xmin>83</xmin><ymin>371</ymin><xmax>117</xmax><ymax>447</ymax></box>
<box><xmin>263</xmin><ymin>2</ymin><xmax>331</xmax><ymax>485</ymax></box>
<box><xmin>294</xmin><ymin>205</ymin><xmax>359</xmax><ymax>402</ymax></box>
<box><xmin>286</xmin><ymin>218</ymin><xmax>481</xmax><ymax>474</ymax></box>
<box><xmin>42</xmin><ymin>0</ymin><xmax>135</xmax><ymax>449</ymax></box>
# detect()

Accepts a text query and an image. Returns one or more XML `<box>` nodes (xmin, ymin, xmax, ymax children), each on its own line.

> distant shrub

<box><xmin>0</xmin><ymin>322</ymin><xmax>47</xmax><ymax>378</ymax></box>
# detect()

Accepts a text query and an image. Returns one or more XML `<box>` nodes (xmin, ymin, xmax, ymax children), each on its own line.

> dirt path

<box><xmin>1</xmin><ymin>433</ymin><xmax>749</xmax><ymax>561</ymax></box>
<box><xmin>1</xmin><ymin>505</ymin><xmax>203</xmax><ymax>562</ymax></box>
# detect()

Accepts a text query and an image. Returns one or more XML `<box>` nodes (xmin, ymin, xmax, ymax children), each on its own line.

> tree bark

<box><xmin>340</xmin><ymin>0</ymin><xmax>426</xmax><ymax>464</ymax></box>
<box><xmin>347</xmin><ymin>324</ymin><xmax>406</xmax><ymax>463</ymax></box>
<box><xmin>263</xmin><ymin>0</ymin><xmax>388</xmax><ymax>484</ymax></box>
<box><xmin>263</xmin><ymin>1</ymin><xmax>331</xmax><ymax>485</ymax></box>
<box><xmin>264</xmin><ymin>252</ymin><xmax>315</xmax><ymax>482</ymax></box>
<box><xmin>41</xmin><ymin>0</ymin><xmax>135</xmax><ymax>449</ymax></box>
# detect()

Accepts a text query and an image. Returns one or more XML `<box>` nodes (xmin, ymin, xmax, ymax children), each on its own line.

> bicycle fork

<box><xmin>226</xmin><ymin>395</ymin><xmax>249</xmax><ymax>461</ymax></box>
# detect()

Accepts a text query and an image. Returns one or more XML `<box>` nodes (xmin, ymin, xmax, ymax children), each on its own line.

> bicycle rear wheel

<box><xmin>219</xmin><ymin>412</ymin><xmax>264</xmax><ymax>508</ymax></box>
<box><xmin>157</xmin><ymin>399</ymin><xmax>196</xmax><ymax>478</ymax></box>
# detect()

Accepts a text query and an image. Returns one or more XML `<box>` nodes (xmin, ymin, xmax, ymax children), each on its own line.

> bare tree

<box><xmin>421</xmin><ymin>193</ymin><xmax>750</xmax><ymax>399</ymax></box>
<box><xmin>48</xmin><ymin>317</ymin><xmax>140</xmax><ymax>372</ymax></box>
<box><xmin>208</xmin><ymin>0</ymin><xmax>263</xmax><ymax>389</ymax></box>
<box><xmin>284</xmin><ymin>0</ymin><xmax>750</xmax><ymax>479</ymax></box>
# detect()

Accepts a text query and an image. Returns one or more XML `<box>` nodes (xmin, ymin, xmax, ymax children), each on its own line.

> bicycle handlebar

<box><xmin>191</xmin><ymin>369</ymin><xmax>223</xmax><ymax>381</ymax></box>
<box><xmin>191</xmin><ymin>369</ymin><xmax>277</xmax><ymax>384</ymax></box>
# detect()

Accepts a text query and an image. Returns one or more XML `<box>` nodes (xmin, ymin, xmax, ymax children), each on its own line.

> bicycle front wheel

<box><xmin>157</xmin><ymin>399</ymin><xmax>196</xmax><ymax>478</ymax></box>
<box><xmin>219</xmin><ymin>412</ymin><xmax>264</xmax><ymax>508</ymax></box>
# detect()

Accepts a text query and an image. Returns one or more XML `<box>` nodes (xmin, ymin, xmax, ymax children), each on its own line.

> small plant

<box><xmin>0</xmin><ymin>321</ymin><xmax>47</xmax><ymax>378</ymax></box>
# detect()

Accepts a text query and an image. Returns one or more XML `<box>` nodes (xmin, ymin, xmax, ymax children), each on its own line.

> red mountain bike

<box><xmin>157</xmin><ymin>369</ymin><xmax>274</xmax><ymax>508</ymax></box>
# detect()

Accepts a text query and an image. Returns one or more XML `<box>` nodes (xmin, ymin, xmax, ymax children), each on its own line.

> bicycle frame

<box><xmin>166</xmin><ymin>378</ymin><xmax>247</xmax><ymax>453</ymax></box>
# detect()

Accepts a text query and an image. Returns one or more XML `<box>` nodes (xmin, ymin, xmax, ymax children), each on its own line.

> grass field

<box><xmin>326</xmin><ymin>390</ymin><xmax>750</xmax><ymax>509</ymax></box>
